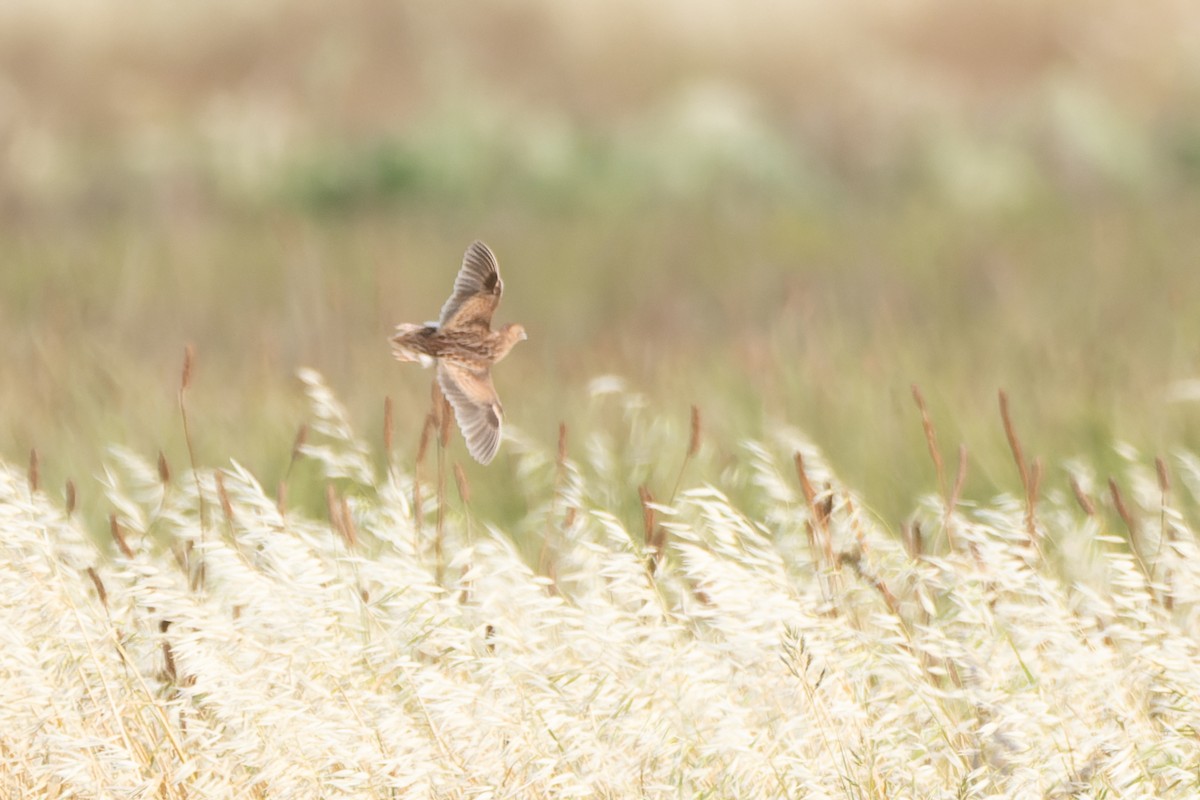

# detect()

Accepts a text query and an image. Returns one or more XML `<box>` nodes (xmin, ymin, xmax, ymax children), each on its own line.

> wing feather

<box><xmin>436</xmin><ymin>361</ymin><xmax>503</xmax><ymax>464</ymax></box>
<box><xmin>438</xmin><ymin>241</ymin><xmax>502</xmax><ymax>330</ymax></box>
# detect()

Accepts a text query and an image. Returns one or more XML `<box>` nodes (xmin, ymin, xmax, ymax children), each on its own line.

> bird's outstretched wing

<box><xmin>438</xmin><ymin>241</ymin><xmax>502</xmax><ymax>331</ymax></box>
<box><xmin>437</xmin><ymin>360</ymin><xmax>503</xmax><ymax>464</ymax></box>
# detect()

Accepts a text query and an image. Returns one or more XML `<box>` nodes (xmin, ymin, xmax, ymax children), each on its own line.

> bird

<box><xmin>390</xmin><ymin>241</ymin><xmax>527</xmax><ymax>465</ymax></box>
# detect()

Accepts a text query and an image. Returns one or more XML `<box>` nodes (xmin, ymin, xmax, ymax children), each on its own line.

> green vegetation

<box><xmin>4</xmin><ymin>1</ymin><xmax>1200</xmax><ymax>533</ymax></box>
<box><xmin>6</xmin><ymin>182</ymin><xmax>1200</xmax><ymax>533</ymax></box>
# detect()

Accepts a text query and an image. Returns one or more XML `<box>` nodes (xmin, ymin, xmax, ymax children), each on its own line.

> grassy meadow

<box><xmin>5</xmin><ymin>0</ymin><xmax>1200</xmax><ymax>795</ymax></box>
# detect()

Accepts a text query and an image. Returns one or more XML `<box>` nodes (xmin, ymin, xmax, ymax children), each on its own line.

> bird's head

<box><xmin>493</xmin><ymin>323</ymin><xmax>527</xmax><ymax>362</ymax></box>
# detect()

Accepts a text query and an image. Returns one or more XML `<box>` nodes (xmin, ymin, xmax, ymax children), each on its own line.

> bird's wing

<box><xmin>437</xmin><ymin>360</ymin><xmax>503</xmax><ymax>465</ymax></box>
<box><xmin>438</xmin><ymin>241</ymin><xmax>502</xmax><ymax>331</ymax></box>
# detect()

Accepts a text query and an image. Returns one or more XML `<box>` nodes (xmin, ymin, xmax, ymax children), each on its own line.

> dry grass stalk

<box><xmin>325</xmin><ymin>484</ymin><xmax>340</xmax><ymax>532</ymax></box>
<box><xmin>168</xmin><ymin>541</ymin><xmax>188</xmax><ymax>575</ymax></box>
<box><xmin>276</xmin><ymin>480</ymin><xmax>288</xmax><ymax>516</ymax></box>
<box><xmin>416</xmin><ymin>413</ymin><xmax>435</xmax><ymax>468</ymax></box>
<box><xmin>903</xmin><ymin>519</ymin><xmax>922</xmax><ymax>559</ymax></box>
<box><xmin>440</xmin><ymin>403</ymin><xmax>453</xmax><ymax>448</ymax></box>
<box><xmin>161</xmin><ymin>620</ymin><xmax>177</xmax><ymax>683</ymax></box>
<box><xmin>1107</xmin><ymin>478</ymin><xmax>1137</xmax><ymax>540</ymax></box>
<box><xmin>433</xmin><ymin>521</ymin><xmax>446</xmax><ymax>586</ymax></box>
<box><xmin>1030</xmin><ymin>457</ymin><xmax>1043</xmax><ymax>518</ymax></box>
<box><xmin>1155</xmin><ymin>456</ymin><xmax>1175</xmax><ymax>609</ymax></box>
<box><xmin>793</xmin><ymin>452</ymin><xmax>819</xmax><ymax>523</ymax></box>
<box><xmin>793</xmin><ymin>452</ymin><xmax>834</xmax><ymax>569</ymax></box>
<box><xmin>638</xmin><ymin>485</ymin><xmax>656</xmax><ymax>543</ymax></box>
<box><xmin>1069</xmin><ymin>474</ymin><xmax>1096</xmax><ymax>516</ymax></box>
<box><xmin>818</xmin><ymin>484</ymin><xmax>834</xmax><ymax>532</ymax></box>
<box><xmin>638</xmin><ymin>485</ymin><xmax>667</xmax><ymax>572</ymax></box>
<box><xmin>557</xmin><ymin>422</ymin><xmax>569</xmax><ymax>469</ymax></box>
<box><xmin>339</xmin><ymin>496</ymin><xmax>357</xmax><ymax>548</ymax></box>
<box><xmin>287</xmin><ymin>424</ymin><xmax>309</xmax><ymax>477</ymax></box>
<box><xmin>943</xmin><ymin>444</ymin><xmax>968</xmax><ymax>547</ymax></box>
<box><xmin>998</xmin><ymin>390</ymin><xmax>1039</xmax><ymax>542</ymax></box>
<box><xmin>157</xmin><ymin>451</ymin><xmax>171</xmax><ymax>484</ymax></box>
<box><xmin>950</xmin><ymin>445</ymin><xmax>968</xmax><ymax>507</ymax></box>
<box><xmin>185</xmin><ymin>541</ymin><xmax>200</xmax><ymax>593</ymax></box>
<box><xmin>541</xmin><ymin>422</ymin><xmax>571</xmax><ymax>577</ymax></box>
<box><xmin>670</xmin><ymin>405</ymin><xmax>703</xmax><ymax>503</ymax></box>
<box><xmin>28</xmin><ymin>448</ymin><xmax>39</xmax><ymax>493</ymax></box>
<box><xmin>840</xmin><ymin>549</ymin><xmax>902</xmax><ymax>620</ymax></box>
<box><xmin>325</xmin><ymin>484</ymin><xmax>350</xmax><ymax>546</ymax></box>
<box><xmin>383</xmin><ymin>395</ymin><xmax>394</xmax><ymax>470</ymax></box>
<box><xmin>412</xmin><ymin>479</ymin><xmax>424</xmax><ymax>535</ymax></box>
<box><xmin>110</xmin><ymin>513</ymin><xmax>133</xmax><ymax>558</ymax></box>
<box><xmin>435</xmin><ymin>383</ymin><xmax>453</xmax><ymax>449</ymax></box>
<box><xmin>453</xmin><ymin>463</ymin><xmax>477</xmax><ymax>580</ymax></box>
<box><xmin>180</xmin><ymin>344</ymin><xmax>194</xmax><ymax>392</ymax></box>
<box><xmin>453</xmin><ymin>463</ymin><xmax>471</xmax><ymax>506</ymax></box>
<box><xmin>998</xmin><ymin>390</ymin><xmax>1029</xmax><ymax>490</ymax></box>
<box><xmin>162</xmin><ymin>642</ymin><xmax>178</xmax><ymax>684</ymax></box>
<box><xmin>688</xmin><ymin>404</ymin><xmax>702</xmax><ymax>459</ymax></box>
<box><xmin>65</xmin><ymin>480</ymin><xmax>76</xmax><ymax>517</ymax></box>
<box><xmin>1155</xmin><ymin>456</ymin><xmax>1171</xmax><ymax>495</ymax></box>
<box><xmin>794</xmin><ymin>454</ymin><xmax>820</xmax><ymax>561</ymax></box>
<box><xmin>430</xmin><ymin>380</ymin><xmax>444</xmax><ymax>430</ymax></box>
<box><xmin>179</xmin><ymin>344</ymin><xmax>207</xmax><ymax>590</ymax></box>
<box><xmin>85</xmin><ymin>566</ymin><xmax>108</xmax><ymax>609</ymax></box>
<box><xmin>179</xmin><ymin>345</ymin><xmax>200</xmax><ymax>479</ymax></box>
<box><xmin>458</xmin><ymin>562</ymin><xmax>473</xmax><ymax>605</ymax></box>
<box><xmin>413</xmin><ymin>412</ymin><xmax>436</xmax><ymax>538</ymax></box>
<box><xmin>795</xmin><ymin>454</ymin><xmax>833</xmax><ymax>531</ymax></box>
<box><xmin>911</xmin><ymin>385</ymin><xmax>945</xmax><ymax>497</ymax></box>
<box><xmin>1108</xmin><ymin>477</ymin><xmax>1153</xmax><ymax>587</ymax></box>
<box><xmin>215</xmin><ymin>471</ymin><xmax>236</xmax><ymax>528</ymax></box>
<box><xmin>649</xmin><ymin>521</ymin><xmax>669</xmax><ymax>567</ymax></box>
<box><xmin>432</xmin><ymin>381</ymin><xmax>451</xmax><ymax>585</ymax></box>
<box><xmin>544</xmin><ymin>557</ymin><xmax>560</xmax><ymax>597</ymax></box>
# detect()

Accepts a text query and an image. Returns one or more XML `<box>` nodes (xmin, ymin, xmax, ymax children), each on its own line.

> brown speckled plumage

<box><xmin>390</xmin><ymin>241</ymin><xmax>527</xmax><ymax>464</ymax></box>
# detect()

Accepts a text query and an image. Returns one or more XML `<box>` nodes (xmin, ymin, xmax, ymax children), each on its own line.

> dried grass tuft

<box><xmin>2</xmin><ymin>373</ymin><xmax>1199</xmax><ymax>798</ymax></box>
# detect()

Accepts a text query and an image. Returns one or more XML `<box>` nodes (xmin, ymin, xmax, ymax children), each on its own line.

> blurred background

<box><xmin>4</xmin><ymin>0</ymin><xmax>1200</xmax><ymax>528</ymax></box>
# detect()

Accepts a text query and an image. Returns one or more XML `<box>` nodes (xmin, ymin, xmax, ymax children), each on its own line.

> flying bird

<box><xmin>390</xmin><ymin>241</ymin><xmax>527</xmax><ymax>464</ymax></box>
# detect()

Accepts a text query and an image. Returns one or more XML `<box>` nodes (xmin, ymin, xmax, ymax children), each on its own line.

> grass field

<box><xmin>4</xmin><ymin>0</ymin><xmax>1200</xmax><ymax>795</ymax></box>
<box><xmin>4</xmin><ymin>374</ymin><xmax>1200</xmax><ymax>797</ymax></box>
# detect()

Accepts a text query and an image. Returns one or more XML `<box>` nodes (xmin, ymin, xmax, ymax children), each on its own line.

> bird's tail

<box><xmin>390</xmin><ymin>323</ymin><xmax>436</xmax><ymax>367</ymax></box>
